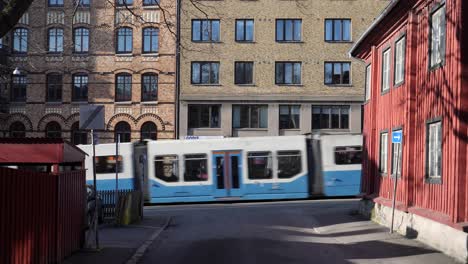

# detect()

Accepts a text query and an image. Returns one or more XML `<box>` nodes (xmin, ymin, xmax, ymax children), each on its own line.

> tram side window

<box><xmin>184</xmin><ymin>154</ymin><xmax>208</xmax><ymax>182</ymax></box>
<box><xmin>248</xmin><ymin>152</ymin><xmax>273</xmax><ymax>179</ymax></box>
<box><xmin>334</xmin><ymin>146</ymin><xmax>362</xmax><ymax>165</ymax></box>
<box><xmin>95</xmin><ymin>156</ymin><xmax>123</xmax><ymax>173</ymax></box>
<box><xmin>155</xmin><ymin>155</ymin><xmax>179</xmax><ymax>182</ymax></box>
<box><xmin>277</xmin><ymin>151</ymin><xmax>302</xmax><ymax>178</ymax></box>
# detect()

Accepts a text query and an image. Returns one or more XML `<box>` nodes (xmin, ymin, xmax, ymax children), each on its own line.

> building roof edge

<box><xmin>349</xmin><ymin>0</ymin><xmax>401</xmax><ymax>58</ymax></box>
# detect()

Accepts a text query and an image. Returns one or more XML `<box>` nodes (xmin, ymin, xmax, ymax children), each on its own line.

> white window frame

<box><xmin>426</xmin><ymin>120</ymin><xmax>442</xmax><ymax>181</ymax></box>
<box><xmin>380</xmin><ymin>132</ymin><xmax>388</xmax><ymax>174</ymax></box>
<box><xmin>365</xmin><ymin>64</ymin><xmax>372</xmax><ymax>101</ymax></box>
<box><xmin>429</xmin><ymin>4</ymin><xmax>446</xmax><ymax>68</ymax></box>
<box><xmin>394</xmin><ymin>36</ymin><xmax>406</xmax><ymax>85</ymax></box>
<box><xmin>381</xmin><ymin>48</ymin><xmax>391</xmax><ymax>92</ymax></box>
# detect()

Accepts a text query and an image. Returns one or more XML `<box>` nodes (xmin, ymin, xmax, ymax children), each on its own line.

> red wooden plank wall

<box><xmin>0</xmin><ymin>167</ymin><xmax>85</xmax><ymax>263</ymax></box>
<box><xmin>361</xmin><ymin>0</ymin><xmax>467</xmax><ymax>225</ymax></box>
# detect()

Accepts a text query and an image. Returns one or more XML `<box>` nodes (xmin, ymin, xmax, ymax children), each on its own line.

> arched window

<box><xmin>45</xmin><ymin>121</ymin><xmax>62</xmax><ymax>138</ymax></box>
<box><xmin>115</xmin><ymin>121</ymin><xmax>131</xmax><ymax>142</ymax></box>
<box><xmin>141</xmin><ymin>73</ymin><xmax>158</xmax><ymax>101</ymax></box>
<box><xmin>74</xmin><ymin>27</ymin><xmax>89</xmax><ymax>53</ymax></box>
<box><xmin>115</xmin><ymin>73</ymin><xmax>132</xmax><ymax>102</ymax></box>
<box><xmin>12</xmin><ymin>28</ymin><xmax>28</xmax><ymax>53</ymax></box>
<box><xmin>48</xmin><ymin>28</ymin><xmax>64</xmax><ymax>53</ymax></box>
<box><xmin>140</xmin><ymin>122</ymin><xmax>157</xmax><ymax>140</ymax></box>
<box><xmin>116</xmin><ymin>27</ymin><xmax>133</xmax><ymax>53</ymax></box>
<box><xmin>10</xmin><ymin>122</ymin><xmax>26</xmax><ymax>138</ymax></box>
<box><xmin>142</xmin><ymin>27</ymin><xmax>159</xmax><ymax>53</ymax></box>
<box><xmin>71</xmin><ymin>122</ymin><xmax>88</xmax><ymax>145</ymax></box>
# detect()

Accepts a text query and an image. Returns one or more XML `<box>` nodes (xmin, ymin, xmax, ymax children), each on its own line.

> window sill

<box><xmin>276</xmin><ymin>41</ymin><xmax>304</xmax><ymax>44</ymax></box>
<box><xmin>192</xmin><ymin>41</ymin><xmax>223</xmax><ymax>44</ymax></box>
<box><xmin>140</xmin><ymin>101</ymin><xmax>158</xmax><ymax>105</ymax></box>
<box><xmin>236</xmin><ymin>84</ymin><xmax>256</xmax><ymax>87</ymax></box>
<box><xmin>45</xmin><ymin>102</ymin><xmax>63</xmax><ymax>105</ymax></box>
<box><xmin>311</xmin><ymin>128</ymin><xmax>350</xmax><ymax>132</ymax></box>
<box><xmin>192</xmin><ymin>84</ymin><xmax>222</xmax><ymax>87</ymax></box>
<box><xmin>142</xmin><ymin>5</ymin><xmax>160</xmax><ymax>10</ymax></box>
<box><xmin>425</xmin><ymin>177</ymin><xmax>442</xmax><ymax>184</ymax></box>
<box><xmin>233</xmin><ymin>128</ymin><xmax>268</xmax><ymax>131</ymax></box>
<box><xmin>189</xmin><ymin>127</ymin><xmax>221</xmax><ymax>130</ymax></box>
<box><xmin>394</xmin><ymin>80</ymin><xmax>405</xmax><ymax>89</ymax></box>
<box><xmin>325</xmin><ymin>84</ymin><xmax>353</xmax><ymax>88</ymax></box>
<box><xmin>71</xmin><ymin>101</ymin><xmax>89</xmax><ymax>105</ymax></box>
<box><xmin>381</xmin><ymin>89</ymin><xmax>390</xmax><ymax>96</ymax></box>
<box><xmin>142</xmin><ymin>53</ymin><xmax>159</xmax><ymax>57</ymax></box>
<box><xmin>235</xmin><ymin>41</ymin><xmax>256</xmax><ymax>44</ymax></box>
<box><xmin>9</xmin><ymin>101</ymin><xmax>27</xmax><ymax>105</ymax></box>
<box><xmin>279</xmin><ymin>128</ymin><xmax>301</xmax><ymax>131</ymax></box>
<box><xmin>325</xmin><ymin>40</ymin><xmax>353</xmax><ymax>44</ymax></box>
<box><xmin>114</xmin><ymin>101</ymin><xmax>132</xmax><ymax>105</ymax></box>
<box><xmin>115</xmin><ymin>53</ymin><xmax>134</xmax><ymax>57</ymax></box>
<box><xmin>276</xmin><ymin>84</ymin><xmax>304</xmax><ymax>87</ymax></box>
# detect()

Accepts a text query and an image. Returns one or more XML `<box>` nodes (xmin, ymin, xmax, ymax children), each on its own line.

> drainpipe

<box><xmin>175</xmin><ymin>0</ymin><xmax>181</xmax><ymax>139</ymax></box>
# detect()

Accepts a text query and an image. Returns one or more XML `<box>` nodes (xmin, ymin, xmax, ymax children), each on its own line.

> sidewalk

<box><xmin>63</xmin><ymin>215</ymin><xmax>170</xmax><ymax>264</ymax></box>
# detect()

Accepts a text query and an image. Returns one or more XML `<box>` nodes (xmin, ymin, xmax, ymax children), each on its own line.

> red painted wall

<box><xmin>356</xmin><ymin>0</ymin><xmax>467</xmax><ymax>226</ymax></box>
<box><xmin>0</xmin><ymin>168</ymin><xmax>85</xmax><ymax>263</ymax></box>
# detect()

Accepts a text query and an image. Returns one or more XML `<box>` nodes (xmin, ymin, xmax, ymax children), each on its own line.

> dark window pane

<box><xmin>277</xmin><ymin>151</ymin><xmax>302</xmax><ymax>178</ymax></box>
<box><xmin>115</xmin><ymin>121</ymin><xmax>131</xmax><ymax>142</ymax></box>
<box><xmin>325</xmin><ymin>63</ymin><xmax>333</xmax><ymax>84</ymax></box>
<box><xmin>192</xmin><ymin>63</ymin><xmax>200</xmax><ymax>83</ymax></box>
<box><xmin>341</xmin><ymin>107</ymin><xmax>349</xmax><ymax>129</ymax></box>
<box><xmin>96</xmin><ymin>156</ymin><xmax>123</xmax><ymax>173</ymax></box>
<box><xmin>184</xmin><ymin>154</ymin><xmax>208</xmax><ymax>182</ymax></box>
<box><xmin>312</xmin><ymin>107</ymin><xmax>321</xmax><ymax>129</ymax></box>
<box><xmin>320</xmin><ymin>107</ymin><xmax>330</xmax><ymax>129</ymax></box>
<box><xmin>45</xmin><ymin>122</ymin><xmax>61</xmax><ymax>138</ymax></box>
<box><xmin>331</xmin><ymin>107</ymin><xmax>340</xmax><ymax>128</ymax></box>
<box><xmin>333</xmin><ymin>63</ymin><xmax>342</xmax><ymax>84</ymax></box>
<box><xmin>155</xmin><ymin>156</ymin><xmax>179</xmax><ymax>182</ymax></box>
<box><xmin>248</xmin><ymin>152</ymin><xmax>272</xmax><ymax>179</ymax></box>
<box><xmin>342</xmin><ymin>63</ymin><xmax>350</xmax><ymax>84</ymax></box>
<box><xmin>335</xmin><ymin>146</ymin><xmax>362</xmax><ymax>165</ymax></box>
<box><xmin>141</xmin><ymin>122</ymin><xmax>157</xmax><ymax>140</ymax></box>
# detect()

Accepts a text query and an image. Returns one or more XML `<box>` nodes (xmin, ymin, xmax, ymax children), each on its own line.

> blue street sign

<box><xmin>392</xmin><ymin>130</ymin><xmax>403</xmax><ymax>144</ymax></box>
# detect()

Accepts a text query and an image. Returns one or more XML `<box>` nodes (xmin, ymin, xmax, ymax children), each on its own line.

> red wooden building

<box><xmin>350</xmin><ymin>0</ymin><xmax>468</xmax><ymax>261</ymax></box>
<box><xmin>0</xmin><ymin>138</ymin><xmax>86</xmax><ymax>264</ymax></box>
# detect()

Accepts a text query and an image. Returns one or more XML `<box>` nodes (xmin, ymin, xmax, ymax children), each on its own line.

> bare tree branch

<box><xmin>0</xmin><ymin>0</ymin><xmax>35</xmax><ymax>38</ymax></box>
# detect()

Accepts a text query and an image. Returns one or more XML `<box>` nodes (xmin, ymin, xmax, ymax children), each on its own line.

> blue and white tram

<box><xmin>78</xmin><ymin>134</ymin><xmax>363</xmax><ymax>203</ymax></box>
<box><xmin>145</xmin><ymin>136</ymin><xmax>309</xmax><ymax>203</ymax></box>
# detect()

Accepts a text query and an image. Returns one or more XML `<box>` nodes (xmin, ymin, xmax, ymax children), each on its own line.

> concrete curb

<box><xmin>124</xmin><ymin>217</ymin><xmax>172</xmax><ymax>264</ymax></box>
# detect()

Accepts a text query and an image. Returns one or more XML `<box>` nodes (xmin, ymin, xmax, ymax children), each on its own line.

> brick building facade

<box><xmin>178</xmin><ymin>0</ymin><xmax>389</xmax><ymax>138</ymax></box>
<box><xmin>0</xmin><ymin>0</ymin><xmax>176</xmax><ymax>143</ymax></box>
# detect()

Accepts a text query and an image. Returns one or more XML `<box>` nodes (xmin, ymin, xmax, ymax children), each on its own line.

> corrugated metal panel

<box><xmin>0</xmin><ymin>168</ymin><xmax>85</xmax><ymax>263</ymax></box>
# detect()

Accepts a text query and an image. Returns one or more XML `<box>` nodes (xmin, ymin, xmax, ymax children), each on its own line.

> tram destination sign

<box><xmin>79</xmin><ymin>105</ymin><xmax>105</xmax><ymax>130</ymax></box>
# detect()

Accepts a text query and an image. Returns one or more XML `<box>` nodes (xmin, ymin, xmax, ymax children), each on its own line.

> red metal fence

<box><xmin>0</xmin><ymin>167</ymin><xmax>86</xmax><ymax>264</ymax></box>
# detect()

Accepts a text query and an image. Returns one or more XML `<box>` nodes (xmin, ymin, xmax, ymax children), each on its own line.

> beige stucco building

<box><xmin>0</xmin><ymin>0</ymin><xmax>176</xmax><ymax>143</ymax></box>
<box><xmin>178</xmin><ymin>0</ymin><xmax>389</xmax><ymax>138</ymax></box>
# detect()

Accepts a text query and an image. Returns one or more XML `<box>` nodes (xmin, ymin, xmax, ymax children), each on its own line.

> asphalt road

<box><xmin>141</xmin><ymin>199</ymin><xmax>457</xmax><ymax>264</ymax></box>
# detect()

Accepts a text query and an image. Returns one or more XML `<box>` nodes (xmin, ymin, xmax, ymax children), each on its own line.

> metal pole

<box><xmin>115</xmin><ymin>135</ymin><xmax>119</xmax><ymax>222</ymax></box>
<box><xmin>91</xmin><ymin>129</ymin><xmax>100</xmax><ymax>248</ymax></box>
<box><xmin>390</xmin><ymin>143</ymin><xmax>400</xmax><ymax>234</ymax></box>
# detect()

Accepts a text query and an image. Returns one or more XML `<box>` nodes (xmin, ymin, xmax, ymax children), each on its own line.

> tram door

<box><xmin>212</xmin><ymin>151</ymin><xmax>243</xmax><ymax>198</ymax></box>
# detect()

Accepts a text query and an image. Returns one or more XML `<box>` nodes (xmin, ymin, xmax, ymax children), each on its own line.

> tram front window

<box><xmin>247</xmin><ymin>152</ymin><xmax>272</xmax><ymax>179</ymax></box>
<box><xmin>277</xmin><ymin>151</ymin><xmax>302</xmax><ymax>178</ymax></box>
<box><xmin>184</xmin><ymin>154</ymin><xmax>208</xmax><ymax>182</ymax></box>
<box><xmin>155</xmin><ymin>155</ymin><xmax>179</xmax><ymax>182</ymax></box>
